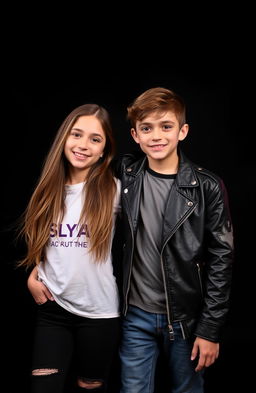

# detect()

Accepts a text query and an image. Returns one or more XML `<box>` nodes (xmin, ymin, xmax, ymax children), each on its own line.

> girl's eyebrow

<box><xmin>71</xmin><ymin>128</ymin><xmax>104</xmax><ymax>138</ymax></box>
<box><xmin>71</xmin><ymin>127</ymin><xmax>83</xmax><ymax>132</ymax></box>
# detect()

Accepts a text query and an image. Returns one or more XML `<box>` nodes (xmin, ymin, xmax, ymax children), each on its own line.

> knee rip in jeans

<box><xmin>77</xmin><ymin>377</ymin><xmax>104</xmax><ymax>389</ymax></box>
<box><xmin>32</xmin><ymin>368</ymin><xmax>59</xmax><ymax>376</ymax></box>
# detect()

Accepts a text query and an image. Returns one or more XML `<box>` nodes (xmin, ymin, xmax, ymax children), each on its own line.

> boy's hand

<box><xmin>191</xmin><ymin>337</ymin><xmax>219</xmax><ymax>372</ymax></box>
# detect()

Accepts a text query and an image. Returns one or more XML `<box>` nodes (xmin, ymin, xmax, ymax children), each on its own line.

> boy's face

<box><xmin>131</xmin><ymin>110</ymin><xmax>188</xmax><ymax>168</ymax></box>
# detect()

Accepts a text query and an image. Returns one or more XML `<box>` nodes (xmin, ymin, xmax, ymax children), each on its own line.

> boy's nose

<box><xmin>152</xmin><ymin>128</ymin><xmax>162</xmax><ymax>139</ymax></box>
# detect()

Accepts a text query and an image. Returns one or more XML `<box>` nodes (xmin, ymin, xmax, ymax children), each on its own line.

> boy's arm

<box><xmin>195</xmin><ymin>178</ymin><xmax>234</xmax><ymax>342</ymax></box>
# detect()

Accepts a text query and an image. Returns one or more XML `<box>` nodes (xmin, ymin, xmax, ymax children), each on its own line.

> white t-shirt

<box><xmin>38</xmin><ymin>178</ymin><xmax>121</xmax><ymax>319</ymax></box>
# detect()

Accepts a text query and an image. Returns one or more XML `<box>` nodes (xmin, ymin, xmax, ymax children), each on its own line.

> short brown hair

<box><xmin>127</xmin><ymin>87</ymin><xmax>186</xmax><ymax>128</ymax></box>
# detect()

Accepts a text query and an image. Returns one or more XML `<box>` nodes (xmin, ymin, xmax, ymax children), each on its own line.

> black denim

<box><xmin>31</xmin><ymin>300</ymin><xmax>120</xmax><ymax>393</ymax></box>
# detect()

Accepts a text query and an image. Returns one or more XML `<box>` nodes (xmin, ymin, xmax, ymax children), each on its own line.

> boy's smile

<box><xmin>131</xmin><ymin>110</ymin><xmax>188</xmax><ymax>173</ymax></box>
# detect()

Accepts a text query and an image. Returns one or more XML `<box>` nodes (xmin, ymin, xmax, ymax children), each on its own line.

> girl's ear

<box><xmin>178</xmin><ymin>124</ymin><xmax>189</xmax><ymax>141</ymax></box>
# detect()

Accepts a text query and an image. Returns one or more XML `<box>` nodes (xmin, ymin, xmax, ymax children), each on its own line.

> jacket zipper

<box><xmin>160</xmin><ymin>253</ymin><xmax>174</xmax><ymax>340</ymax></box>
<box><xmin>160</xmin><ymin>203</ymin><xmax>197</xmax><ymax>341</ymax></box>
<box><xmin>196</xmin><ymin>263</ymin><xmax>203</xmax><ymax>296</ymax></box>
<box><xmin>123</xmin><ymin>205</ymin><xmax>135</xmax><ymax>316</ymax></box>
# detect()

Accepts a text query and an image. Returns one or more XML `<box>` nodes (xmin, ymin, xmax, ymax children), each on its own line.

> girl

<box><xmin>18</xmin><ymin>104</ymin><xmax>121</xmax><ymax>393</ymax></box>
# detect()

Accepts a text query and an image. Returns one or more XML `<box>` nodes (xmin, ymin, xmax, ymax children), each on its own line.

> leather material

<box><xmin>116</xmin><ymin>149</ymin><xmax>233</xmax><ymax>342</ymax></box>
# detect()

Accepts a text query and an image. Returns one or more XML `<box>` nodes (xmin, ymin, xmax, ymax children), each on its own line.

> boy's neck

<box><xmin>147</xmin><ymin>154</ymin><xmax>179</xmax><ymax>175</ymax></box>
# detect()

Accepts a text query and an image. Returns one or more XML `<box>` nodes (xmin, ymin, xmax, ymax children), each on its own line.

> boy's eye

<box><xmin>140</xmin><ymin>126</ymin><xmax>151</xmax><ymax>132</ymax></box>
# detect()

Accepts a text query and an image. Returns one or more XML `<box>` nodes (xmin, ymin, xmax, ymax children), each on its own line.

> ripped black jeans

<box><xmin>31</xmin><ymin>300</ymin><xmax>120</xmax><ymax>393</ymax></box>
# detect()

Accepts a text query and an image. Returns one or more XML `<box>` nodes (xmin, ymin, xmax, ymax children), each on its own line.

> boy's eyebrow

<box><xmin>160</xmin><ymin>120</ymin><xmax>175</xmax><ymax>124</ymax></box>
<box><xmin>139</xmin><ymin>120</ymin><xmax>176</xmax><ymax>126</ymax></box>
<box><xmin>138</xmin><ymin>122</ymin><xmax>151</xmax><ymax>126</ymax></box>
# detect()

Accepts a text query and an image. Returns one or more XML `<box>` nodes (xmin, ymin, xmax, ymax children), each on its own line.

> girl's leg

<box><xmin>74</xmin><ymin>316</ymin><xmax>120</xmax><ymax>392</ymax></box>
<box><xmin>31</xmin><ymin>301</ymin><xmax>73</xmax><ymax>393</ymax></box>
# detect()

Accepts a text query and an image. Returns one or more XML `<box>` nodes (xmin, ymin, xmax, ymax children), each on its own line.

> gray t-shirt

<box><xmin>129</xmin><ymin>167</ymin><xmax>176</xmax><ymax>313</ymax></box>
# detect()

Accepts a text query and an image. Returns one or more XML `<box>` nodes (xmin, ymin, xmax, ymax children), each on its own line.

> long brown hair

<box><xmin>18</xmin><ymin>104</ymin><xmax>116</xmax><ymax>268</ymax></box>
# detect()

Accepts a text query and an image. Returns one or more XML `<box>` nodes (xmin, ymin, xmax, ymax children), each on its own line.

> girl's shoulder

<box><xmin>113</xmin><ymin>177</ymin><xmax>121</xmax><ymax>211</ymax></box>
<box><xmin>114</xmin><ymin>177</ymin><xmax>121</xmax><ymax>196</ymax></box>
<box><xmin>114</xmin><ymin>177</ymin><xmax>121</xmax><ymax>188</ymax></box>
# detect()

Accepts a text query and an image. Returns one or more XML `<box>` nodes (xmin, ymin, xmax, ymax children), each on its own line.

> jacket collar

<box><xmin>124</xmin><ymin>149</ymin><xmax>199</xmax><ymax>188</ymax></box>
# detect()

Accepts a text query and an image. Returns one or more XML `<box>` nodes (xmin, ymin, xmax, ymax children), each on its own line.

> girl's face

<box><xmin>64</xmin><ymin>115</ymin><xmax>106</xmax><ymax>183</ymax></box>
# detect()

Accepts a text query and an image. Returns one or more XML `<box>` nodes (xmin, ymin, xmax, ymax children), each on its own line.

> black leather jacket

<box><xmin>116</xmin><ymin>149</ymin><xmax>233</xmax><ymax>342</ymax></box>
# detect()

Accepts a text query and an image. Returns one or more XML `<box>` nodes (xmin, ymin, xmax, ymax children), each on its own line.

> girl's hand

<box><xmin>27</xmin><ymin>266</ymin><xmax>54</xmax><ymax>305</ymax></box>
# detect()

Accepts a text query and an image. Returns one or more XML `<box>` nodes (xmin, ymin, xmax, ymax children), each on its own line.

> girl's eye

<box><xmin>92</xmin><ymin>137</ymin><xmax>101</xmax><ymax>143</ymax></box>
<box><xmin>71</xmin><ymin>132</ymin><xmax>81</xmax><ymax>138</ymax></box>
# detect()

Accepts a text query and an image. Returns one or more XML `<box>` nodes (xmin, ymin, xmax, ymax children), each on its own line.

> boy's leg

<box><xmin>119</xmin><ymin>305</ymin><xmax>159</xmax><ymax>393</ymax></box>
<box><xmin>164</xmin><ymin>322</ymin><xmax>204</xmax><ymax>393</ymax></box>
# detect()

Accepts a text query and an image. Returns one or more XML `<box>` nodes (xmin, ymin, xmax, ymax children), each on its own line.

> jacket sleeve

<box><xmin>195</xmin><ymin>177</ymin><xmax>234</xmax><ymax>342</ymax></box>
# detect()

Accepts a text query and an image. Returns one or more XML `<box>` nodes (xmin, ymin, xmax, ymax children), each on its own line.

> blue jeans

<box><xmin>120</xmin><ymin>305</ymin><xmax>204</xmax><ymax>393</ymax></box>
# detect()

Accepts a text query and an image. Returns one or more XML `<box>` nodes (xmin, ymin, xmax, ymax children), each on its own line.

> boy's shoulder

<box><xmin>112</xmin><ymin>150</ymin><xmax>146</xmax><ymax>178</ymax></box>
<box><xmin>178</xmin><ymin>151</ymin><xmax>226</xmax><ymax>193</ymax></box>
<box><xmin>181</xmin><ymin>151</ymin><xmax>223</xmax><ymax>185</ymax></box>
<box><xmin>193</xmin><ymin>165</ymin><xmax>222</xmax><ymax>183</ymax></box>
<box><xmin>190</xmin><ymin>162</ymin><xmax>227</xmax><ymax>197</ymax></box>
<box><xmin>122</xmin><ymin>151</ymin><xmax>145</xmax><ymax>165</ymax></box>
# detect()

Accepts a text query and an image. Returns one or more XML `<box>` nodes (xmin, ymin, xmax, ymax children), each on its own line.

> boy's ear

<box><xmin>131</xmin><ymin>128</ymin><xmax>140</xmax><ymax>144</ymax></box>
<box><xmin>178</xmin><ymin>124</ymin><xmax>189</xmax><ymax>141</ymax></box>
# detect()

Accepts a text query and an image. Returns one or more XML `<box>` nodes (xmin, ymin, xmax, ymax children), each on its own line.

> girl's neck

<box><xmin>66</xmin><ymin>169</ymin><xmax>88</xmax><ymax>185</ymax></box>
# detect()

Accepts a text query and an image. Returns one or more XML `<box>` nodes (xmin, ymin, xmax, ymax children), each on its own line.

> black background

<box><xmin>2</xmin><ymin>6</ymin><xmax>255</xmax><ymax>393</ymax></box>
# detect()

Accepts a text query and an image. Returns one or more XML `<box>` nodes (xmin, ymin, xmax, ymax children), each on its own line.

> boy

<box><xmin>117</xmin><ymin>87</ymin><xmax>233</xmax><ymax>393</ymax></box>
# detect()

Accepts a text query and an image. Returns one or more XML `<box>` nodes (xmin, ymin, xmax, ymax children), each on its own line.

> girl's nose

<box><xmin>78</xmin><ymin>137</ymin><xmax>88</xmax><ymax>149</ymax></box>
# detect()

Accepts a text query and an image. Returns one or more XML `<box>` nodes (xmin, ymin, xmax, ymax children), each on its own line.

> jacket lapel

<box><xmin>161</xmin><ymin>184</ymin><xmax>197</xmax><ymax>247</ymax></box>
<box><xmin>161</xmin><ymin>151</ymin><xmax>199</xmax><ymax>246</ymax></box>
